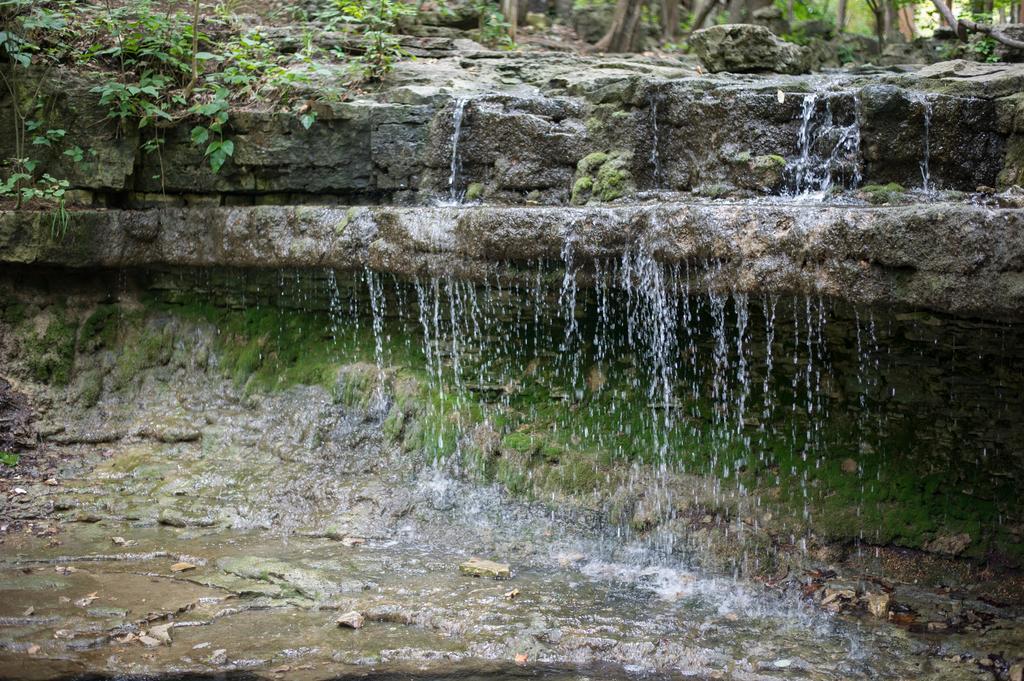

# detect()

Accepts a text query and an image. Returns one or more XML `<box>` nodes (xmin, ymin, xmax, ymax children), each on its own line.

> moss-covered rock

<box><xmin>859</xmin><ymin>182</ymin><xmax>908</xmax><ymax>205</ymax></box>
<box><xmin>731</xmin><ymin>152</ymin><xmax>787</xmax><ymax>193</ymax></box>
<box><xmin>24</xmin><ymin>309</ymin><xmax>77</xmax><ymax>386</ymax></box>
<box><xmin>571</xmin><ymin>151</ymin><xmax>634</xmax><ymax>205</ymax></box>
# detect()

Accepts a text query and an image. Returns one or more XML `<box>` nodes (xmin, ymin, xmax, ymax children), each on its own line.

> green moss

<box><xmin>79</xmin><ymin>304</ymin><xmax>119</xmax><ymax>353</ymax></box>
<box><xmin>501</xmin><ymin>431</ymin><xmax>537</xmax><ymax>454</ymax></box>
<box><xmin>577</xmin><ymin>152</ymin><xmax>609</xmax><ymax>175</ymax></box>
<box><xmin>571</xmin><ymin>150</ymin><xmax>634</xmax><ymax>205</ymax></box>
<box><xmin>91</xmin><ymin>283</ymin><xmax>1020</xmax><ymax>567</ymax></box>
<box><xmin>465</xmin><ymin>182</ymin><xmax>485</xmax><ymax>201</ymax></box>
<box><xmin>1</xmin><ymin>301</ymin><xmax>26</xmax><ymax>325</ymax></box>
<box><xmin>333</xmin><ymin>363</ymin><xmax>381</xmax><ymax>408</ymax></box>
<box><xmin>754</xmin><ymin>154</ymin><xmax>786</xmax><ymax>169</ymax></box>
<box><xmin>76</xmin><ymin>368</ymin><xmax>105</xmax><ymax>407</ymax></box>
<box><xmin>25</xmin><ymin>309</ymin><xmax>77</xmax><ymax>386</ymax></box>
<box><xmin>860</xmin><ymin>182</ymin><xmax>907</xmax><ymax>205</ymax></box>
<box><xmin>571</xmin><ymin>176</ymin><xmax>594</xmax><ymax>205</ymax></box>
<box><xmin>594</xmin><ymin>156</ymin><xmax>631</xmax><ymax>201</ymax></box>
<box><xmin>108</xmin><ymin>323</ymin><xmax>173</xmax><ymax>391</ymax></box>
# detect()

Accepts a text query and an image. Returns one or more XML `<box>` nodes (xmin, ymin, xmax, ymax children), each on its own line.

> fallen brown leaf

<box><xmin>170</xmin><ymin>562</ymin><xmax>196</xmax><ymax>572</ymax></box>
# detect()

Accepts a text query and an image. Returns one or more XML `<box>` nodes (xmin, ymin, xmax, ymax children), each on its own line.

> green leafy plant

<box><xmin>0</xmin><ymin>451</ymin><xmax>19</xmax><ymax>467</ymax></box>
<box><xmin>969</xmin><ymin>35</ymin><xmax>999</xmax><ymax>62</ymax></box>
<box><xmin>190</xmin><ymin>86</ymin><xmax>234</xmax><ymax>172</ymax></box>
<box><xmin>0</xmin><ymin>0</ymin><xmax>74</xmax><ymax>234</ymax></box>
<box><xmin>473</xmin><ymin>0</ymin><xmax>514</xmax><ymax>48</ymax></box>
<box><xmin>317</xmin><ymin>0</ymin><xmax>416</xmax><ymax>80</ymax></box>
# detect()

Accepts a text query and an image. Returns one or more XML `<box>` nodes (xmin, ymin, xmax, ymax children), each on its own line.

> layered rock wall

<box><xmin>3</xmin><ymin>59</ymin><xmax>1022</xmax><ymax>207</ymax></box>
<box><xmin>2</xmin><ymin>202</ymin><xmax>1023</xmax><ymax>320</ymax></box>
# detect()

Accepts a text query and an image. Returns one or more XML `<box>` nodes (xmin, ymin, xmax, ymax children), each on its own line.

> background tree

<box><xmin>593</xmin><ymin>0</ymin><xmax>644</xmax><ymax>52</ymax></box>
<box><xmin>929</xmin><ymin>0</ymin><xmax>1024</xmax><ymax>46</ymax></box>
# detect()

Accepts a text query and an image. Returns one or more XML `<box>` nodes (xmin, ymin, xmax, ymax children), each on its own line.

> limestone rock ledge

<box><xmin>1</xmin><ymin>202</ymin><xmax>1022</xmax><ymax>320</ymax></box>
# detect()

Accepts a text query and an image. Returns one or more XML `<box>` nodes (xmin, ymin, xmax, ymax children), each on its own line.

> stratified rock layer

<box><xmin>2</xmin><ymin>202</ymin><xmax>1022</xmax><ymax>320</ymax></box>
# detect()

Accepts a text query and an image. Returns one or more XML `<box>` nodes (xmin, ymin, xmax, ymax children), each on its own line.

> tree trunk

<box><xmin>837</xmin><ymin>0</ymin><xmax>847</xmax><ymax>31</ymax></box>
<box><xmin>929</xmin><ymin>0</ymin><xmax>1024</xmax><ymax>46</ymax></box>
<box><xmin>502</xmin><ymin>0</ymin><xmax>518</xmax><ymax>43</ymax></box>
<box><xmin>727</xmin><ymin>0</ymin><xmax>744</xmax><ymax>22</ymax></box>
<box><xmin>884</xmin><ymin>0</ymin><xmax>900</xmax><ymax>42</ymax></box>
<box><xmin>689</xmin><ymin>0</ymin><xmax>719</xmax><ymax>30</ymax></box>
<box><xmin>662</xmin><ymin>0</ymin><xmax>680</xmax><ymax>40</ymax></box>
<box><xmin>593</xmin><ymin>0</ymin><xmax>644</xmax><ymax>52</ymax></box>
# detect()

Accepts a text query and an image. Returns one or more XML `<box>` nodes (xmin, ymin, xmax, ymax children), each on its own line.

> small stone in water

<box><xmin>27</xmin><ymin>644</ymin><xmax>40</xmax><ymax>655</ymax></box>
<box><xmin>171</xmin><ymin>562</ymin><xmax>196</xmax><ymax>572</ymax></box>
<box><xmin>459</xmin><ymin>558</ymin><xmax>511</xmax><ymax>579</ymax></box>
<box><xmin>1008</xmin><ymin>662</ymin><xmax>1023</xmax><ymax>681</ymax></box>
<box><xmin>504</xmin><ymin>588</ymin><xmax>520</xmax><ymax>600</ymax></box>
<box><xmin>138</xmin><ymin>634</ymin><xmax>162</xmax><ymax>648</ymax></box>
<box><xmin>149</xmin><ymin>623</ymin><xmax>173</xmax><ymax>645</ymax></box>
<box><xmin>336</xmin><ymin>611</ymin><xmax>365</xmax><ymax>629</ymax></box>
<box><xmin>340</xmin><ymin>536</ymin><xmax>365</xmax><ymax>547</ymax></box>
<box><xmin>774</xmin><ymin>659</ymin><xmax>792</xmax><ymax>668</ymax></box>
<box><xmin>210</xmin><ymin>649</ymin><xmax>228</xmax><ymax>665</ymax></box>
<box><xmin>557</xmin><ymin>552</ymin><xmax>584</xmax><ymax>567</ymax></box>
<box><xmin>864</xmin><ymin>592</ymin><xmax>891</xmax><ymax>618</ymax></box>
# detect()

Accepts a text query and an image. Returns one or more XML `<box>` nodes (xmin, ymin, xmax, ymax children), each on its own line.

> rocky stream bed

<box><xmin>2</xmin><ymin>16</ymin><xmax>1024</xmax><ymax>681</ymax></box>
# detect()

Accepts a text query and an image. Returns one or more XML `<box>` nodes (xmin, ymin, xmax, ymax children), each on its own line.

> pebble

<box><xmin>864</xmin><ymin>592</ymin><xmax>891</xmax><ymax>619</ymax></box>
<box><xmin>336</xmin><ymin>611</ymin><xmax>365</xmax><ymax>629</ymax></box>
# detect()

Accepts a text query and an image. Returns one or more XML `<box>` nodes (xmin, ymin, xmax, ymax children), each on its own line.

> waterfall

<box><xmin>447</xmin><ymin>97</ymin><xmax>469</xmax><ymax>202</ymax></box>
<box><xmin>365</xmin><ymin>267</ymin><xmax>386</xmax><ymax>374</ymax></box>
<box><xmin>213</xmin><ymin>260</ymin><xmax>1018</xmax><ymax>574</ymax></box>
<box><xmin>789</xmin><ymin>91</ymin><xmax>862</xmax><ymax>196</ymax></box>
<box><xmin>919</xmin><ymin>94</ymin><xmax>933</xmax><ymax>193</ymax></box>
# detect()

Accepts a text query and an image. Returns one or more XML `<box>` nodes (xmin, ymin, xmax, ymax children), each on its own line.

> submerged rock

<box><xmin>689</xmin><ymin>24</ymin><xmax>810</xmax><ymax>74</ymax></box>
<box><xmin>865</xmin><ymin>592</ymin><xmax>892</xmax><ymax>619</ymax></box>
<box><xmin>924</xmin><ymin>533</ymin><xmax>972</xmax><ymax>556</ymax></box>
<box><xmin>336</xmin><ymin>610</ymin><xmax>365</xmax><ymax>629</ymax></box>
<box><xmin>459</xmin><ymin>558</ymin><xmax>511</xmax><ymax>579</ymax></box>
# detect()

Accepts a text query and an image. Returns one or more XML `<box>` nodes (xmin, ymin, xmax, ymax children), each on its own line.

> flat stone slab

<box><xmin>3</xmin><ymin>201</ymin><xmax>1023</xmax><ymax>320</ymax></box>
<box><xmin>459</xmin><ymin>558</ymin><xmax>511</xmax><ymax>579</ymax></box>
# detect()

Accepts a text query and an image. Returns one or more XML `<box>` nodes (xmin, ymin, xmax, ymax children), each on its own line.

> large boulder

<box><xmin>689</xmin><ymin>24</ymin><xmax>810</xmax><ymax>74</ymax></box>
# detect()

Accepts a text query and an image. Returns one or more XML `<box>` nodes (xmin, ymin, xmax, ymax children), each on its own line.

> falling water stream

<box><xmin>919</xmin><ymin>93</ymin><xmax>933</xmax><ymax>193</ymax></box>
<box><xmin>2</xmin><ymin>259</ymin><xmax>1023</xmax><ymax>680</ymax></box>
<box><xmin>447</xmin><ymin>97</ymin><xmax>470</xmax><ymax>202</ymax></box>
<box><xmin>788</xmin><ymin>90</ymin><xmax>862</xmax><ymax>196</ymax></box>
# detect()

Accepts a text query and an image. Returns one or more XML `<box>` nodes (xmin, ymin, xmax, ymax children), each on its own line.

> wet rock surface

<box><xmin>2</xmin><ymin>52</ymin><xmax>1022</xmax><ymax>206</ymax></box>
<box><xmin>1</xmin><ymin>368</ymin><xmax>1022</xmax><ymax>681</ymax></box>
<box><xmin>3</xmin><ymin>201</ymin><xmax>1024</xmax><ymax>320</ymax></box>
